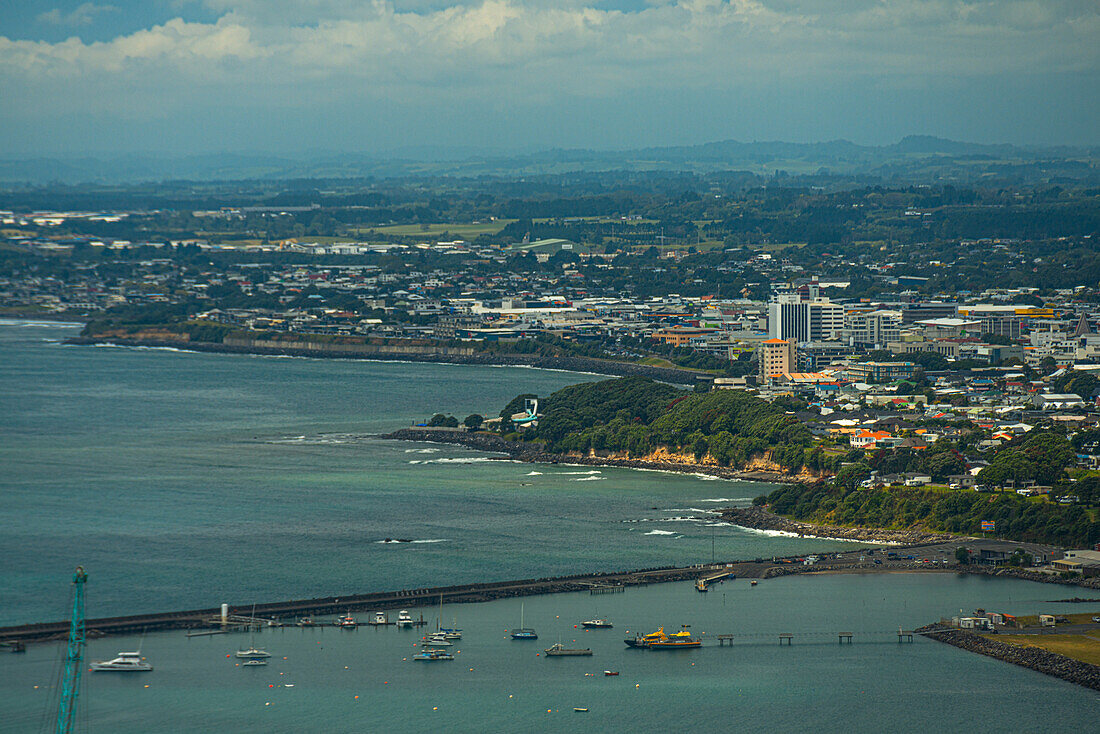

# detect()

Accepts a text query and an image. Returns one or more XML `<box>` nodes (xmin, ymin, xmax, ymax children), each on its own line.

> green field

<box><xmin>992</xmin><ymin>634</ymin><xmax>1100</xmax><ymax>666</ymax></box>
<box><xmin>359</xmin><ymin>221</ymin><xmax>512</xmax><ymax>238</ymax></box>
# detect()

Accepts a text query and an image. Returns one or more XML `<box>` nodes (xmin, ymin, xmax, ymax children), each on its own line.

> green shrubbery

<box><xmin>756</xmin><ymin>481</ymin><xmax>1100</xmax><ymax>547</ymax></box>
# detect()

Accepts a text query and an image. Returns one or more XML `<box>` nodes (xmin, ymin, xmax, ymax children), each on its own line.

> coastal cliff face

<box><xmin>381</xmin><ymin>428</ymin><xmax>805</xmax><ymax>482</ymax></box>
<box><xmin>578</xmin><ymin>447</ymin><xmax>824</xmax><ymax>481</ymax></box>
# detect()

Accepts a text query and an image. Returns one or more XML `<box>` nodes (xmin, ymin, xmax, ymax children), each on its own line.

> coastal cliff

<box><xmin>381</xmin><ymin>428</ymin><xmax>804</xmax><ymax>482</ymax></box>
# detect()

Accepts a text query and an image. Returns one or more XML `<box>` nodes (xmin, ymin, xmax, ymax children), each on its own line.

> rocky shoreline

<box><xmin>65</xmin><ymin>335</ymin><xmax>706</xmax><ymax>384</ymax></box>
<box><xmin>381</xmin><ymin>428</ymin><xmax>801</xmax><ymax>483</ymax></box>
<box><xmin>718</xmin><ymin>505</ymin><xmax>958</xmax><ymax>545</ymax></box>
<box><xmin>917</xmin><ymin>623</ymin><xmax>1100</xmax><ymax>692</ymax></box>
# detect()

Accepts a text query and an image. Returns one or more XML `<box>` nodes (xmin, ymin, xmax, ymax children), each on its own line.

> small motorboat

<box><xmin>396</xmin><ymin>610</ymin><xmax>414</xmax><ymax>628</ymax></box>
<box><xmin>90</xmin><ymin>651</ymin><xmax>152</xmax><ymax>672</ymax></box>
<box><xmin>241</xmin><ymin>658</ymin><xmax>267</xmax><ymax>667</ymax></box>
<box><xmin>603</xmin><ymin>670</ymin><xmax>619</xmax><ymax>676</ymax></box>
<box><xmin>750</xmin><ymin>580</ymin><xmax>758</xmax><ymax>586</ymax></box>
<box><xmin>582</xmin><ymin>618</ymin><xmax>613</xmax><ymax>629</ymax></box>
<box><xmin>371</xmin><ymin>611</ymin><xmax>387</xmax><ymax>626</ymax></box>
<box><xmin>296</xmin><ymin>618</ymin><xmax>314</xmax><ymax>627</ymax></box>
<box><xmin>413</xmin><ymin>648</ymin><xmax>454</xmax><ymax>661</ymax></box>
<box><xmin>574</xmin><ymin>708</ymin><xmax>589</xmax><ymax>712</ymax></box>
<box><xmin>336</xmin><ymin>613</ymin><xmax>357</xmax><ymax>629</ymax></box>
<box><xmin>544</xmin><ymin>642</ymin><xmax>592</xmax><ymax>657</ymax></box>
<box><xmin>423</xmin><ymin>634</ymin><xmax>453</xmax><ymax>647</ymax></box>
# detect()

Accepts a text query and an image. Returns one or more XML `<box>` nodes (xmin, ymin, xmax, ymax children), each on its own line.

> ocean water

<box><xmin>2</xmin><ymin>320</ymin><xmax>1098</xmax><ymax>732</ymax></box>
<box><xmin>0</xmin><ymin>321</ymin><xmax>852</xmax><ymax>625</ymax></box>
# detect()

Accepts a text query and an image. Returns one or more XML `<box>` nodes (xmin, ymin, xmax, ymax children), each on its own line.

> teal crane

<box><xmin>56</xmin><ymin>566</ymin><xmax>87</xmax><ymax>734</ymax></box>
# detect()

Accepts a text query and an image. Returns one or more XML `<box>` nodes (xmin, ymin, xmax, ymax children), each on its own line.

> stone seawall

<box><xmin>67</xmin><ymin>336</ymin><xmax>704</xmax><ymax>383</ymax></box>
<box><xmin>918</xmin><ymin>624</ymin><xmax>1100</xmax><ymax>692</ymax></box>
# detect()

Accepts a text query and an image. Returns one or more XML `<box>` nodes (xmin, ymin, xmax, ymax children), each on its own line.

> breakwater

<box><xmin>382</xmin><ymin>428</ymin><xmax>801</xmax><ymax>483</ymax></box>
<box><xmin>65</xmin><ymin>335</ymin><xmax>705</xmax><ymax>384</ymax></box>
<box><xmin>918</xmin><ymin>623</ymin><xmax>1100</xmax><ymax>692</ymax></box>
<box><xmin>0</xmin><ymin>562</ymin><xmax>760</xmax><ymax>645</ymax></box>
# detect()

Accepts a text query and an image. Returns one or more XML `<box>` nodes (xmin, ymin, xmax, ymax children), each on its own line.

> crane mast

<box><xmin>56</xmin><ymin>566</ymin><xmax>87</xmax><ymax>734</ymax></box>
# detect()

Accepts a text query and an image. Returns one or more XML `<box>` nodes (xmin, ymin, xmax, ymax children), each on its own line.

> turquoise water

<box><xmin>1</xmin><ymin>321</ymin><xmax>853</xmax><ymax>625</ymax></box>
<box><xmin>3</xmin><ymin>320</ymin><xmax>1099</xmax><ymax>731</ymax></box>
<box><xmin>3</xmin><ymin>575</ymin><xmax>1098</xmax><ymax>733</ymax></box>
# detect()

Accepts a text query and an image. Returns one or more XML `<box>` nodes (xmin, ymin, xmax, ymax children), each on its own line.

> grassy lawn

<box><xmin>1014</xmin><ymin>612</ymin><xmax>1100</xmax><ymax>627</ymax></box>
<box><xmin>991</xmin><ymin>634</ymin><xmax>1100</xmax><ymax>666</ymax></box>
<box><xmin>362</xmin><ymin>221</ymin><xmax>512</xmax><ymax>238</ymax></box>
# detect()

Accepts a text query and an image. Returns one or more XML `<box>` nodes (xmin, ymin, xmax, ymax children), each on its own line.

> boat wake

<box><xmin>644</xmin><ymin>530</ymin><xmax>680</xmax><ymax>537</ymax></box>
<box><xmin>525</xmin><ymin>471</ymin><xmax>543</xmax><ymax>476</ymax></box>
<box><xmin>571</xmin><ymin>476</ymin><xmax>604</xmax><ymax>481</ymax></box>
<box><xmin>404</xmin><ymin>448</ymin><xmax>441</xmax><ymax>454</ymax></box>
<box><xmin>375</xmin><ymin>538</ymin><xmax>450</xmax><ymax>544</ymax></box>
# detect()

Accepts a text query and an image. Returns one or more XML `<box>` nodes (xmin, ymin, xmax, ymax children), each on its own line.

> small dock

<box><xmin>588</xmin><ymin>584</ymin><xmax>625</xmax><ymax>595</ymax></box>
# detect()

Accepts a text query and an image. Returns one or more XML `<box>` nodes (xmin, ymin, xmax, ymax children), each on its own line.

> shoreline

<box><xmin>63</xmin><ymin>335</ymin><xmax>708</xmax><ymax>384</ymax></box>
<box><xmin>382</xmin><ymin>427</ymin><xmax>802</xmax><ymax>484</ymax></box>
<box><xmin>718</xmin><ymin>505</ymin><xmax>960</xmax><ymax>545</ymax></box>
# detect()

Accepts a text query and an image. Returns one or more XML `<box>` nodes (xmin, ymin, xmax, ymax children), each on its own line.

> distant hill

<box><xmin>1</xmin><ymin>137</ymin><xmax>1097</xmax><ymax>185</ymax></box>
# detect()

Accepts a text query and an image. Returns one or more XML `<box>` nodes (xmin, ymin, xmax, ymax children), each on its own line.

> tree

<box><xmin>463</xmin><ymin>414</ymin><xmax>484</xmax><ymax>430</ymax></box>
<box><xmin>835</xmin><ymin>463</ymin><xmax>871</xmax><ymax>490</ymax></box>
<box><xmin>955</xmin><ymin>546</ymin><xmax>971</xmax><ymax>565</ymax></box>
<box><xmin>428</xmin><ymin>413</ymin><xmax>459</xmax><ymax>428</ymax></box>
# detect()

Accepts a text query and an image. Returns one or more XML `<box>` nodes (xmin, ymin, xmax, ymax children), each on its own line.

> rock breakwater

<box><xmin>918</xmin><ymin>624</ymin><xmax>1100</xmax><ymax>692</ymax></box>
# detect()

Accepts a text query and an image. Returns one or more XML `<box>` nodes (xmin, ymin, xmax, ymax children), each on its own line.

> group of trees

<box><xmin>500</xmin><ymin>377</ymin><xmax>824</xmax><ymax>472</ymax></box>
<box><xmin>755</xmin><ymin>481</ymin><xmax>1099</xmax><ymax>548</ymax></box>
<box><xmin>977</xmin><ymin>431</ymin><xmax>1076</xmax><ymax>487</ymax></box>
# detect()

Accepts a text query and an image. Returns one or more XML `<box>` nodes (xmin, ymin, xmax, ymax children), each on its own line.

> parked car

<box><xmin>1092</xmin><ymin>616</ymin><xmax>1100</xmax><ymax>623</ymax></box>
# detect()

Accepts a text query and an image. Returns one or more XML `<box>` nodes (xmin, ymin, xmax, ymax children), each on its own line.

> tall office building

<box><xmin>768</xmin><ymin>292</ymin><xmax>844</xmax><ymax>343</ymax></box>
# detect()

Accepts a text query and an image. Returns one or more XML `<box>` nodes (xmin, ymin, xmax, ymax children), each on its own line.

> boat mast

<box><xmin>56</xmin><ymin>566</ymin><xmax>87</xmax><ymax>734</ymax></box>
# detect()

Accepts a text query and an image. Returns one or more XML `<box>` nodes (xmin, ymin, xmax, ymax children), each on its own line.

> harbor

<box><xmin>4</xmin><ymin>574</ymin><xmax>1098</xmax><ymax>734</ymax></box>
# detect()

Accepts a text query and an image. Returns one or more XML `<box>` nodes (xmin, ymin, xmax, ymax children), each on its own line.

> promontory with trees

<box><xmin>466</xmin><ymin>376</ymin><xmax>1100</xmax><ymax>549</ymax></box>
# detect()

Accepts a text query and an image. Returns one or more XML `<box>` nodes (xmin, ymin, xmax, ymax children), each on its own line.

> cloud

<box><xmin>37</xmin><ymin>3</ymin><xmax>117</xmax><ymax>27</ymax></box>
<box><xmin>1</xmin><ymin>0</ymin><xmax>1097</xmax><ymax>145</ymax></box>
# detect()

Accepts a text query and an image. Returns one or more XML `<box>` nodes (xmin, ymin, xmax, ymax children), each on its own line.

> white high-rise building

<box><xmin>768</xmin><ymin>292</ymin><xmax>843</xmax><ymax>344</ymax></box>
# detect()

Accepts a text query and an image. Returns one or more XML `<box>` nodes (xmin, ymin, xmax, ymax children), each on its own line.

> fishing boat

<box><xmin>511</xmin><ymin>602</ymin><xmax>537</xmax><ymax>640</ymax></box>
<box><xmin>336</xmin><ymin>613</ymin><xmax>357</xmax><ymax>629</ymax></box>
<box><xmin>91</xmin><ymin>650</ymin><xmax>152</xmax><ymax>672</ymax></box>
<box><xmin>648</xmin><ymin>625</ymin><xmax>701</xmax><ymax>649</ymax></box>
<box><xmin>544</xmin><ymin>642</ymin><xmax>593</xmax><ymax>657</ymax></box>
<box><xmin>413</xmin><ymin>648</ymin><xmax>454</xmax><ymax>661</ymax></box>
<box><xmin>370</xmin><ymin>611</ymin><xmax>387</xmax><ymax>626</ymax></box>
<box><xmin>396</xmin><ymin>610</ymin><xmax>414</xmax><ymax>629</ymax></box>
<box><xmin>236</xmin><ymin>607</ymin><xmax>271</xmax><ymax>658</ymax></box>
<box><xmin>582</xmin><ymin>618</ymin><xmax>613</xmax><ymax>629</ymax></box>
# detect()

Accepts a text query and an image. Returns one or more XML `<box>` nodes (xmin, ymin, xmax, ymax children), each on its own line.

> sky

<box><xmin>0</xmin><ymin>0</ymin><xmax>1097</xmax><ymax>157</ymax></box>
